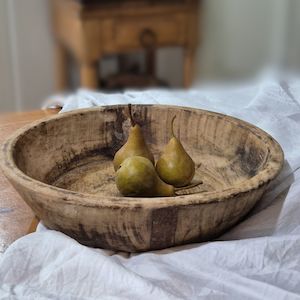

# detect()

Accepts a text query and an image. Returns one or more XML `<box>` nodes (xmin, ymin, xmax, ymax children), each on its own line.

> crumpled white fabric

<box><xmin>1</xmin><ymin>76</ymin><xmax>300</xmax><ymax>299</ymax></box>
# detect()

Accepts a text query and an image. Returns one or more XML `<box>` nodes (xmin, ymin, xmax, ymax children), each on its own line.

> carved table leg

<box><xmin>183</xmin><ymin>48</ymin><xmax>196</xmax><ymax>88</ymax></box>
<box><xmin>55</xmin><ymin>41</ymin><xmax>68</xmax><ymax>91</ymax></box>
<box><xmin>80</xmin><ymin>61</ymin><xmax>99</xmax><ymax>89</ymax></box>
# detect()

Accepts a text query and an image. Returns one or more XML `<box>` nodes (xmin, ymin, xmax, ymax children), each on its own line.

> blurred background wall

<box><xmin>197</xmin><ymin>0</ymin><xmax>300</xmax><ymax>81</ymax></box>
<box><xmin>0</xmin><ymin>0</ymin><xmax>55</xmax><ymax>111</ymax></box>
<box><xmin>0</xmin><ymin>0</ymin><xmax>299</xmax><ymax>112</ymax></box>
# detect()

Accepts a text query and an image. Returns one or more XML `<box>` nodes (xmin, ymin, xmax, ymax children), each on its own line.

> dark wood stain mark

<box><xmin>150</xmin><ymin>207</ymin><xmax>178</xmax><ymax>250</ymax></box>
<box><xmin>107</xmin><ymin>106</ymin><xmax>127</xmax><ymax>155</ymax></box>
<box><xmin>71</xmin><ymin>223</ymin><xmax>138</xmax><ymax>252</ymax></box>
<box><xmin>39</xmin><ymin>121</ymin><xmax>47</xmax><ymax>136</ymax></box>
<box><xmin>236</xmin><ymin>143</ymin><xmax>267</xmax><ymax>178</ymax></box>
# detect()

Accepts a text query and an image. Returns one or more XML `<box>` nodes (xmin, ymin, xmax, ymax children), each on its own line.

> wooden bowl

<box><xmin>0</xmin><ymin>105</ymin><xmax>284</xmax><ymax>252</ymax></box>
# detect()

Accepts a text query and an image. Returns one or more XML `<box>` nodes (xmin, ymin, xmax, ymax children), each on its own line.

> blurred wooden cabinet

<box><xmin>52</xmin><ymin>0</ymin><xmax>199</xmax><ymax>90</ymax></box>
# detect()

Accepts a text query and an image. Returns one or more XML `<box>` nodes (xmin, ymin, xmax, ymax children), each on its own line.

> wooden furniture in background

<box><xmin>0</xmin><ymin>109</ymin><xmax>58</xmax><ymax>254</ymax></box>
<box><xmin>52</xmin><ymin>0</ymin><xmax>199</xmax><ymax>90</ymax></box>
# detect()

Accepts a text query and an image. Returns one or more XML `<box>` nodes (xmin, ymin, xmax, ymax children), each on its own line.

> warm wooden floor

<box><xmin>0</xmin><ymin>109</ymin><xmax>59</xmax><ymax>253</ymax></box>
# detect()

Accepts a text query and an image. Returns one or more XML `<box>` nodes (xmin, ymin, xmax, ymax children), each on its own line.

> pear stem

<box><xmin>174</xmin><ymin>180</ymin><xmax>203</xmax><ymax>191</ymax></box>
<box><xmin>170</xmin><ymin>115</ymin><xmax>176</xmax><ymax>138</ymax></box>
<box><xmin>128</xmin><ymin>104</ymin><xmax>136</xmax><ymax>127</ymax></box>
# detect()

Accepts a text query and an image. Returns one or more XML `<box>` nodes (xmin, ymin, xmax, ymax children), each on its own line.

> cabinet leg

<box><xmin>183</xmin><ymin>49</ymin><xmax>196</xmax><ymax>88</ymax></box>
<box><xmin>80</xmin><ymin>61</ymin><xmax>99</xmax><ymax>89</ymax></box>
<box><xmin>55</xmin><ymin>42</ymin><xmax>68</xmax><ymax>91</ymax></box>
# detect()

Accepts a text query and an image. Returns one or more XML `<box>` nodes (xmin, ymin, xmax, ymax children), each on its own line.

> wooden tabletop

<box><xmin>0</xmin><ymin>109</ymin><xmax>59</xmax><ymax>254</ymax></box>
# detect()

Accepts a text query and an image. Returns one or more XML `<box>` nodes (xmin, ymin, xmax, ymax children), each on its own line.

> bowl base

<box><xmin>51</xmin><ymin>153</ymin><xmax>240</xmax><ymax>196</ymax></box>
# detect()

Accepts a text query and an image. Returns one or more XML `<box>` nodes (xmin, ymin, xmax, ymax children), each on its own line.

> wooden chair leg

<box><xmin>80</xmin><ymin>61</ymin><xmax>99</xmax><ymax>89</ymax></box>
<box><xmin>55</xmin><ymin>41</ymin><xmax>68</xmax><ymax>91</ymax></box>
<box><xmin>145</xmin><ymin>47</ymin><xmax>156</xmax><ymax>78</ymax></box>
<box><xmin>183</xmin><ymin>49</ymin><xmax>196</xmax><ymax>88</ymax></box>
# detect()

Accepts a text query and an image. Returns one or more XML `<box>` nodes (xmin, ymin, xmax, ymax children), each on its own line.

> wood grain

<box><xmin>0</xmin><ymin>109</ymin><xmax>58</xmax><ymax>253</ymax></box>
<box><xmin>0</xmin><ymin>105</ymin><xmax>284</xmax><ymax>252</ymax></box>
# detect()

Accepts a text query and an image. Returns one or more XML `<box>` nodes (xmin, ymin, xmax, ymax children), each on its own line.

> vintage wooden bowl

<box><xmin>0</xmin><ymin>105</ymin><xmax>283</xmax><ymax>252</ymax></box>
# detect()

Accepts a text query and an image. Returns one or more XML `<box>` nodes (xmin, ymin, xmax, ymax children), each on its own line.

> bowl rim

<box><xmin>0</xmin><ymin>105</ymin><xmax>284</xmax><ymax>209</ymax></box>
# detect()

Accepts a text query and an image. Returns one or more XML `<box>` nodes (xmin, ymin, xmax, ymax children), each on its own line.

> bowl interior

<box><xmin>12</xmin><ymin>105</ymin><xmax>271</xmax><ymax>197</ymax></box>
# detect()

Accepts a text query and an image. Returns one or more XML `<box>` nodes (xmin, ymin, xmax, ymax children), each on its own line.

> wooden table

<box><xmin>52</xmin><ymin>0</ymin><xmax>199</xmax><ymax>90</ymax></box>
<box><xmin>0</xmin><ymin>109</ymin><xmax>59</xmax><ymax>254</ymax></box>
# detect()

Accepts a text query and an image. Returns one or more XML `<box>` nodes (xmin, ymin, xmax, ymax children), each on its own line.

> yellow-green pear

<box><xmin>113</xmin><ymin>104</ymin><xmax>154</xmax><ymax>171</ymax></box>
<box><xmin>116</xmin><ymin>156</ymin><xmax>174</xmax><ymax>197</ymax></box>
<box><xmin>156</xmin><ymin>116</ymin><xmax>195</xmax><ymax>187</ymax></box>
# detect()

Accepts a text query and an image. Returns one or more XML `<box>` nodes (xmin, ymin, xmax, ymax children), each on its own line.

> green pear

<box><xmin>156</xmin><ymin>116</ymin><xmax>195</xmax><ymax>187</ymax></box>
<box><xmin>113</xmin><ymin>104</ymin><xmax>154</xmax><ymax>171</ymax></box>
<box><xmin>116</xmin><ymin>156</ymin><xmax>174</xmax><ymax>197</ymax></box>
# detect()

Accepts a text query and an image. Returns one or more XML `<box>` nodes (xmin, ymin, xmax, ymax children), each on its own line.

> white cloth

<box><xmin>1</xmin><ymin>76</ymin><xmax>300</xmax><ymax>299</ymax></box>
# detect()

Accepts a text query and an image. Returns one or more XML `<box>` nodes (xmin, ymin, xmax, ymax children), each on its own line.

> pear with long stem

<box><xmin>113</xmin><ymin>104</ymin><xmax>154</xmax><ymax>171</ymax></box>
<box><xmin>156</xmin><ymin>116</ymin><xmax>195</xmax><ymax>187</ymax></box>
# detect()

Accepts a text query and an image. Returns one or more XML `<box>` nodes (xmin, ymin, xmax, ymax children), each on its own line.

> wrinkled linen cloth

<box><xmin>1</xmin><ymin>76</ymin><xmax>300</xmax><ymax>299</ymax></box>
